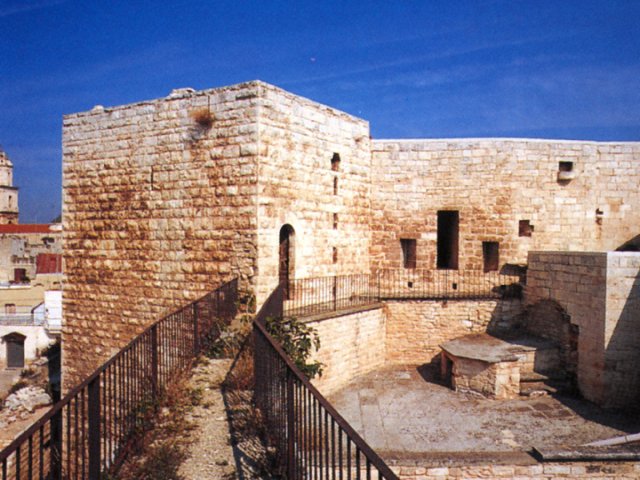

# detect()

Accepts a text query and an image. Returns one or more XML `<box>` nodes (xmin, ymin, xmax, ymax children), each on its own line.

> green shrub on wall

<box><xmin>265</xmin><ymin>316</ymin><xmax>324</xmax><ymax>379</ymax></box>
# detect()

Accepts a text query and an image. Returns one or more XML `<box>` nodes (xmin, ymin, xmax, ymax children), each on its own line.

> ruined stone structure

<box><xmin>62</xmin><ymin>81</ymin><xmax>640</xmax><ymax>407</ymax></box>
<box><xmin>0</xmin><ymin>150</ymin><xmax>19</xmax><ymax>225</ymax></box>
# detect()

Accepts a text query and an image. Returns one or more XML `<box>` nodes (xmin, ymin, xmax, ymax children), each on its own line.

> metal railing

<box><xmin>283</xmin><ymin>274</ymin><xmax>377</xmax><ymax>318</ymax></box>
<box><xmin>376</xmin><ymin>268</ymin><xmax>523</xmax><ymax>300</ymax></box>
<box><xmin>0</xmin><ymin>279</ymin><xmax>238</xmax><ymax>480</ymax></box>
<box><xmin>283</xmin><ymin>269</ymin><xmax>523</xmax><ymax>319</ymax></box>
<box><xmin>0</xmin><ymin>314</ymin><xmax>43</xmax><ymax>326</ymax></box>
<box><xmin>254</xmin><ymin>286</ymin><xmax>399</xmax><ymax>480</ymax></box>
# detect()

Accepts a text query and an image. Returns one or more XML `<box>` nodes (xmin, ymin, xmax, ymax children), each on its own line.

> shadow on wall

<box><xmin>605</xmin><ymin>263</ymin><xmax>640</xmax><ymax>410</ymax></box>
<box><xmin>616</xmin><ymin>234</ymin><xmax>640</xmax><ymax>252</ymax></box>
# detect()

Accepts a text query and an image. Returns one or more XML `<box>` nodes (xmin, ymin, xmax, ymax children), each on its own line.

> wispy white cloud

<box><xmin>0</xmin><ymin>41</ymin><xmax>187</xmax><ymax>101</ymax></box>
<box><xmin>0</xmin><ymin>0</ymin><xmax>68</xmax><ymax>18</ymax></box>
<box><xmin>281</xmin><ymin>33</ymin><xmax>571</xmax><ymax>89</ymax></box>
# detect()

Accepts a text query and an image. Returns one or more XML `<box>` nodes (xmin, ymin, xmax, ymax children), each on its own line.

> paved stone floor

<box><xmin>327</xmin><ymin>364</ymin><xmax>640</xmax><ymax>460</ymax></box>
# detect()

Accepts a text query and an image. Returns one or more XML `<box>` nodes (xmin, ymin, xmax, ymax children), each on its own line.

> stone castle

<box><xmin>62</xmin><ymin>81</ymin><xmax>640</xmax><ymax>405</ymax></box>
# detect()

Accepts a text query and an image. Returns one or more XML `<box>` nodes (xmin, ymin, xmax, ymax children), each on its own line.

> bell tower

<box><xmin>0</xmin><ymin>148</ymin><xmax>19</xmax><ymax>224</ymax></box>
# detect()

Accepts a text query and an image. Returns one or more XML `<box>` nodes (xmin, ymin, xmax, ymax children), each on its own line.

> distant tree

<box><xmin>51</xmin><ymin>214</ymin><xmax>61</xmax><ymax>223</ymax></box>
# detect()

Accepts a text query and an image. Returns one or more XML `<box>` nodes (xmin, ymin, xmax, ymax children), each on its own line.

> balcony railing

<box><xmin>283</xmin><ymin>269</ymin><xmax>523</xmax><ymax>319</ymax></box>
<box><xmin>0</xmin><ymin>279</ymin><xmax>238</xmax><ymax>480</ymax></box>
<box><xmin>254</xmin><ymin>286</ymin><xmax>399</xmax><ymax>479</ymax></box>
<box><xmin>0</xmin><ymin>314</ymin><xmax>44</xmax><ymax>326</ymax></box>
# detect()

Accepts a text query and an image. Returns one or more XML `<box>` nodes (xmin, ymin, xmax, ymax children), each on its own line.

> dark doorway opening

<box><xmin>279</xmin><ymin>225</ymin><xmax>295</xmax><ymax>300</ymax></box>
<box><xmin>4</xmin><ymin>332</ymin><xmax>26</xmax><ymax>369</ymax></box>
<box><xmin>437</xmin><ymin>211</ymin><xmax>459</xmax><ymax>270</ymax></box>
<box><xmin>400</xmin><ymin>239</ymin><xmax>417</xmax><ymax>269</ymax></box>
<box><xmin>483</xmin><ymin>241</ymin><xmax>499</xmax><ymax>272</ymax></box>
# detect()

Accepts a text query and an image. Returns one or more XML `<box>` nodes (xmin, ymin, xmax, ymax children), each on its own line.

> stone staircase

<box><xmin>520</xmin><ymin>371</ymin><xmax>574</xmax><ymax>397</ymax></box>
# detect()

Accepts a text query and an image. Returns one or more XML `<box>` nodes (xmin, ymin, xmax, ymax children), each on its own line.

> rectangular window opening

<box><xmin>519</xmin><ymin>220</ymin><xmax>534</xmax><ymax>237</ymax></box>
<box><xmin>331</xmin><ymin>153</ymin><xmax>341</xmax><ymax>171</ymax></box>
<box><xmin>483</xmin><ymin>241</ymin><xmax>499</xmax><ymax>272</ymax></box>
<box><xmin>559</xmin><ymin>161</ymin><xmax>573</xmax><ymax>172</ymax></box>
<box><xmin>333</xmin><ymin>177</ymin><xmax>338</xmax><ymax>195</ymax></box>
<box><xmin>333</xmin><ymin>213</ymin><xmax>338</xmax><ymax>230</ymax></box>
<box><xmin>437</xmin><ymin>211</ymin><xmax>459</xmax><ymax>270</ymax></box>
<box><xmin>332</xmin><ymin>247</ymin><xmax>338</xmax><ymax>264</ymax></box>
<box><xmin>400</xmin><ymin>239</ymin><xmax>417</xmax><ymax>269</ymax></box>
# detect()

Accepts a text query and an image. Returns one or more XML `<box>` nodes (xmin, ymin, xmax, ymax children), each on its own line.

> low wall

<box><xmin>605</xmin><ymin>252</ymin><xmax>640</xmax><ymax>408</ymax></box>
<box><xmin>527</xmin><ymin>251</ymin><xmax>640</xmax><ymax>408</ymax></box>
<box><xmin>393</xmin><ymin>461</ymin><xmax>639</xmax><ymax>479</ymax></box>
<box><xmin>384</xmin><ymin>299</ymin><xmax>523</xmax><ymax>365</ymax></box>
<box><xmin>307</xmin><ymin>306</ymin><xmax>386</xmax><ymax>395</ymax></box>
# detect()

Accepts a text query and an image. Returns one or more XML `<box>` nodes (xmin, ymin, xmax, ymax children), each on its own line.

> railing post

<box><xmin>333</xmin><ymin>276</ymin><xmax>337</xmax><ymax>312</ymax></box>
<box><xmin>286</xmin><ymin>369</ymin><xmax>295</xmax><ymax>480</ymax></box>
<box><xmin>193</xmin><ymin>302</ymin><xmax>199</xmax><ymax>355</ymax></box>
<box><xmin>88</xmin><ymin>376</ymin><xmax>101</xmax><ymax>479</ymax></box>
<box><xmin>151</xmin><ymin>324</ymin><xmax>159</xmax><ymax>400</ymax></box>
<box><xmin>49</xmin><ymin>409</ymin><xmax>62</xmax><ymax>480</ymax></box>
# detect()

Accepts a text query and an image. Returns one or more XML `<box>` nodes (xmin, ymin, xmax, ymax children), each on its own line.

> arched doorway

<box><xmin>4</xmin><ymin>332</ymin><xmax>26</xmax><ymax>369</ymax></box>
<box><xmin>279</xmin><ymin>225</ymin><xmax>295</xmax><ymax>299</ymax></box>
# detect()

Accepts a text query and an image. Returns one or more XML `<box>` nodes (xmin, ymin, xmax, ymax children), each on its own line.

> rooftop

<box><xmin>328</xmin><ymin>364</ymin><xmax>640</xmax><ymax>465</ymax></box>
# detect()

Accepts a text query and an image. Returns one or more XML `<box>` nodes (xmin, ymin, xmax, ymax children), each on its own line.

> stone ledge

<box><xmin>299</xmin><ymin>303</ymin><xmax>383</xmax><ymax>323</ymax></box>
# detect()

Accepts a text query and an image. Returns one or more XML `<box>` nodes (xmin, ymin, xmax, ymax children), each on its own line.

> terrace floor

<box><xmin>327</xmin><ymin>364</ymin><xmax>640</xmax><ymax>464</ymax></box>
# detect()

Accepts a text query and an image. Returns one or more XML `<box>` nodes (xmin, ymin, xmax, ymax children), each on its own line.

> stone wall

<box><xmin>62</xmin><ymin>82</ymin><xmax>262</xmax><ymax>388</ymax></box>
<box><xmin>307</xmin><ymin>307</ymin><xmax>386</xmax><ymax>395</ymax></box>
<box><xmin>604</xmin><ymin>252</ymin><xmax>640</xmax><ymax>407</ymax></box>
<box><xmin>255</xmin><ymin>84</ymin><xmax>371</xmax><ymax>303</ymax></box>
<box><xmin>526</xmin><ymin>252</ymin><xmax>607</xmax><ymax>405</ymax></box>
<box><xmin>306</xmin><ymin>306</ymin><xmax>385</xmax><ymax>396</ymax></box>
<box><xmin>383</xmin><ymin>299</ymin><xmax>523</xmax><ymax>365</ymax></box>
<box><xmin>371</xmin><ymin>139</ymin><xmax>640</xmax><ymax>271</ymax></box>
<box><xmin>392</xmin><ymin>461</ymin><xmax>640</xmax><ymax>479</ymax></box>
<box><xmin>526</xmin><ymin>251</ymin><xmax>640</xmax><ymax>408</ymax></box>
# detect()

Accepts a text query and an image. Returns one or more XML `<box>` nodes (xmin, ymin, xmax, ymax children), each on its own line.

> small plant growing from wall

<box><xmin>265</xmin><ymin>316</ymin><xmax>324</xmax><ymax>379</ymax></box>
<box><xmin>190</xmin><ymin>108</ymin><xmax>214</xmax><ymax>129</ymax></box>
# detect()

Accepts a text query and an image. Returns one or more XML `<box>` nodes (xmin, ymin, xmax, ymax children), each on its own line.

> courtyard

<box><xmin>328</xmin><ymin>363</ymin><xmax>640</xmax><ymax>465</ymax></box>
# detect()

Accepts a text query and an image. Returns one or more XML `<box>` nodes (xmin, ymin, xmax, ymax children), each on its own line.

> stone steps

<box><xmin>520</xmin><ymin>371</ymin><xmax>572</xmax><ymax>396</ymax></box>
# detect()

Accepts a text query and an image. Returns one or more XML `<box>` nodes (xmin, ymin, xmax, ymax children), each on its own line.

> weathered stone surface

<box><xmin>3</xmin><ymin>386</ymin><xmax>51</xmax><ymax>414</ymax></box>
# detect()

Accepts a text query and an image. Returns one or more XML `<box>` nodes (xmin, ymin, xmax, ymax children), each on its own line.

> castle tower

<box><xmin>0</xmin><ymin>148</ymin><xmax>19</xmax><ymax>224</ymax></box>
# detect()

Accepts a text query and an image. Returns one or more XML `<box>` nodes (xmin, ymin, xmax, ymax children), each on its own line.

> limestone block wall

<box><xmin>62</xmin><ymin>82</ymin><xmax>261</xmax><ymax>387</ymax></box>
<box><xmin>383</xmin><ymin>300</ymin><xmax>523</xmax><ymax>365</ymax></box>
<box><xmin>526</xmin><ymin>251</ymin><xmax>640</xmax><ymax>408</ymax></box>
<box><xmin>371</xmin><ymin>139</ymin><xmax>640</xmax><ymax>271</ymax></box>
<box><xmin>255</xmin><ymin>84</ymin><xmax>372</xmax><ymax>304</ymax></box>
<box><xmin>393</xmin><ymin>461</ymin><xmax>640</xmax><ymax>480</ymax></box>
<box><xmin>306</xmin><ymin>307</ymin><xmax>386</xmax><ymax>396</ymax></box>
<box><xmin>604</xmin><ymin>252</ymin><xmax>640</xmax><ymax>407</ymax></box>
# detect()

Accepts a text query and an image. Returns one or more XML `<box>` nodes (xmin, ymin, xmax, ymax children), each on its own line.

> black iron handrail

<box><xmin>283</xmin><ymin>269</ymin><xmax>523</xmax><ymax>319</ymax></box>
<box><xmin>254</xmin><ymin>286</ymin><xmax>399</xmax><ymax>480</ymax></box>
<box><xmin>0</xmin><ymin>279</ymin><xmax>238</xmax><ymax>480</ymax></box>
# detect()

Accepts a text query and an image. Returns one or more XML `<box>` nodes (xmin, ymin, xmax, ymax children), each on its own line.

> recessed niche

<box><xmin>400</xmin><ymin>239</ymin><xmax>417</xmax><ymax>269</ymax></box>
<box><xmin>557</xmin><ymin>161</ymin><xmax>576</xmax><ymax>181</ymax></box>
<box><xmin>519</xmin><ymin>220</ymin><xmax>534</xmax><ymax>237</ymax></box>
<box><xmin>483</xmin><ymin>241</ymin><xmax>499</xmax><ymax>272</ymax></box>
<box><xmin>331</xmin><ymin>153</ymin><xmax>341</xmax><ymax>171</ymax></box>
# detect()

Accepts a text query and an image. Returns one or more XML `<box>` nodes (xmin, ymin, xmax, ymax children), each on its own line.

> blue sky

<box><xmin>1</xmin><ymin>0</ymin><xmax>639</xmax><ymax>222</ymax></box>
